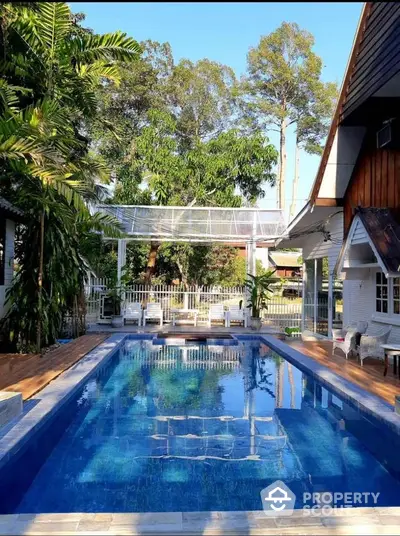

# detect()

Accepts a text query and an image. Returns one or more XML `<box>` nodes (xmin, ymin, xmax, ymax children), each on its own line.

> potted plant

<box><xmin>107</xmin><ymin>270</ymin><xmax>130</xmax><ymax>328</ymax></box>
<box><xmin>244</xmin><ymin>270</ymin><xmax>276</xmax><ymax>331</ymax></box>
<box><xmin>284</xmin><ymin>326</ymin><xmax>301</xmax><ymax>339</ymax></box>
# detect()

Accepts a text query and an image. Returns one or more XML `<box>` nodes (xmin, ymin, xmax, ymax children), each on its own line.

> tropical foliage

<box><xmin>0</xmin><ymin>3</ymin><xmax>337</xmax><ymax>350</ymax></box>
<box><xmin>90</xmin><ymin>41</ymin><xmax>279</xmax><ymax>281</ymax></box>
<box><xmin>245</xmin><ymin>270</ymin><xmax>276</xmax><ymax>318</ymax></box>
<box><xmin>243</xmin><ymin>22</ymin><xmax>338</xmax><ymax>211</ymax></box>
<box><xmin>0</xmin><ymin>2</ymin><xmax>140</xmax><ymax>350</ymax></box>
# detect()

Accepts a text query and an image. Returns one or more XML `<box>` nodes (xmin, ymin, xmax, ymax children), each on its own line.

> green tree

<box><xmin>244</xmin><ymin>22</ymin><xmax>334</xmax><ymax>210</ymax></box>
<box><xmin>0</xmin><ymin>2</ymin><xmax>140</xmax><ymax>350</ymax></box>
<box><xmin>169</xmin><ymin>58</ymin><xmax>237</xmax><ymax>147</ymax></box>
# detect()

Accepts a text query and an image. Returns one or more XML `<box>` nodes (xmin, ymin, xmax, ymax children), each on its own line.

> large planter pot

<box><xmin>250</xmin><ymin>317</ymin><xmax>262</xmax><ymax>331</ymax></box>
<box><xmin>111</xmin><ymin>315</ymin><xmax>124</xmax><ymax>328</ymax></box>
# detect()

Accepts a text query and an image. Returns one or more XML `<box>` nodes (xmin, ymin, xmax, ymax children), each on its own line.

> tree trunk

<box><xmin>144</xmin><ymin>242</ymin><xmax>160</xmax><ymax>283</ymax></box>
<box><xmin>176</xmin><ymin>259</ymin><xmax>188</xmax><ymax>289</ymax></box>
<box><xmin>278</xmin><ymin>118</ymin><xmax>287</xmax><ymax>210</ymax></box>
<box><xmin>290</xmin><ymin>137</ymin><xmax>300</xmax><ymax>220</ymax></box>
<box><xmin>37</xmin><ymin>210</ymin><xmax>45</xmax><ymax>354</ymax></box>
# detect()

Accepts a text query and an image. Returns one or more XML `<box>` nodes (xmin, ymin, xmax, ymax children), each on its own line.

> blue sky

<box><xmin>71</xmin><ymin>1</ymin><xmax>363</xmax><ymax>216</ymax></box>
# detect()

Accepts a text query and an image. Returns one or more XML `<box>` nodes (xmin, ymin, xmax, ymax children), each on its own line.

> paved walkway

<box><xmin>286</xmin><ymin>339</ymin><xmax>400</xmax><ymax>406</ymax></box>
<box><xmin>0</xmin><ymin>334</ymin><xmax>108</xmax><ymax>400</ymax></box>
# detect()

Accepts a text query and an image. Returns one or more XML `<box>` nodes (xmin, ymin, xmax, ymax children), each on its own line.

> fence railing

<box><xmin>85</xmin><ymin>278</ymin><xmax>306</xmax><ymax>330</ymax></box>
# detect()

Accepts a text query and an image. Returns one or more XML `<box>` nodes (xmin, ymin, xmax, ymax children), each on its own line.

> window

<box><xmin>376</xmin><ymin>272</ymin><xmax>388</xmax><ymax>313</ymax></box>
<box><xmin>394</xmin><ymin>278</ymin><xmax>400</xmax><ymax>315</ymax></box>
<box><xmin>375</xmin><ymin>272</ymin><xmax>400</xmax><ymax>316</ymax></box>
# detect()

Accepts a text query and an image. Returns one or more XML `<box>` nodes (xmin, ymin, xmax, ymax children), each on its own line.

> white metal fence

<box><xmin>85</xmin><ymin>278</ymin><xmax>305</xmax><ymax>330</ymax></box>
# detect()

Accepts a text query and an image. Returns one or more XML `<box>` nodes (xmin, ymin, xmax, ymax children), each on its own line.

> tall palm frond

<box><xmin>68</xmin><ymin>31</ymin><xmax>142</xmax><ymax>64</ymax></box>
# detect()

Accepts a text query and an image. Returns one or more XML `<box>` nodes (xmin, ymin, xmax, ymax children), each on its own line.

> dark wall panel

<box><xmin>344</xmin><ymin>144</ymin><xmax>400</xmax><ymax>233</ymax></box>
<box><xmin>342</xmin><ymin>3</ymin><xmax>400</xmax><ymax>120</ymax></box>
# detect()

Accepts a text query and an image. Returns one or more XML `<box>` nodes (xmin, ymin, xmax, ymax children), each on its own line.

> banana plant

<box><xmin>244</xmin><ymin>270</ymin><xmax>276</xmax><ymax>319</ymax></box>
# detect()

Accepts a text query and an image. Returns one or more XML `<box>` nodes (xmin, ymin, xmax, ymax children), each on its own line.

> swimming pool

<box><xmin>1</xmin><ymin>335</ymin><xmax>400</xmax><ymax>514</ymax></box>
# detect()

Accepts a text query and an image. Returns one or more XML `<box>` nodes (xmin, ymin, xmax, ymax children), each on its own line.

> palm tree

<box><xmin>0</xmin><ymin>2</ymin><xmax>141</xmax><ymax>350</ymax></box>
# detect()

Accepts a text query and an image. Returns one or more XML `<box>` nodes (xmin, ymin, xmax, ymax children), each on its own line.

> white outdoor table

<box><xmin>171</xmin><ymin>308</ymin><xmax>199</xmax><ymax>327</ymax></box>
<box><xmin>381</xmin><ymin>344</ymin><xmax>400</xmax><ymax>378</ymax></box>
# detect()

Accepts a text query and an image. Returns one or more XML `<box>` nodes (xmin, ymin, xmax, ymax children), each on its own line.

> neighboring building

<box><xmin>268</xmin><ymin>252</ymin><xmax>302</xmax><ymax>278</ymax></box>
<box><xmin>279</xmin><ymin>2</ymin><xmax>400</xmax><ymax>340</ymax></box>
<box><xmin>0</xmin><ymin>197</ymin><xmax>23</xmax><ymax>318</ymax></box>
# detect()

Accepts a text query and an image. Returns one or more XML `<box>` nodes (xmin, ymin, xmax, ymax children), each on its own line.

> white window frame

<box><xmin>375</xmin><ymin>272</ymin><xmax>400</xmax><ymax>317</ymax></box>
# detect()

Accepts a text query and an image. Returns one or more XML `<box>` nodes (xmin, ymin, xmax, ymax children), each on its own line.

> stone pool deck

<box><xmin>1</xmin><ymin>508</ymin><xmax>400</xmax><ymax>535</ymax></box>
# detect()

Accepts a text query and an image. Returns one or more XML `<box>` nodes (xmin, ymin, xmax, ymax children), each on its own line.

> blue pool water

<box><xmin>1</xmin><ymin>337</ymin><xmax>400</xmax><ymax>513</ymax></box>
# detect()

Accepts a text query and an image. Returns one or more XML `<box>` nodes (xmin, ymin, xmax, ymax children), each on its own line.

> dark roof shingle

<box><xmin>358</xmin><ymin>208</ymin><xmax>400</xmax><ymax>274</ymax></box>
<box><xmin>0</xmin><ymin>196</ymin><xmax>23</xmax><ymax>219</ymax></box>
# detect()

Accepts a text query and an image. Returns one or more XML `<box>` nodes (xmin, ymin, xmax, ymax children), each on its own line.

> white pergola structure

<box><xmin>92</xmin><ymin>205</ymin><xmax>286</xmax><ymax>281</ymax></box>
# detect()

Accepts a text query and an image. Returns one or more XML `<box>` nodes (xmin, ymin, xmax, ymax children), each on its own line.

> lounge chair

<box><xmin>358</xmin><ymin>326</ymin><xmax>392</xmax><ymax>366</ymax></box>
<box><xmin>208</xmin><ymin>304</ymin><xmax>226</xmax><ymax>327</ymax></box>
<box><xmin>226</xmin><ymin>304</ymin><xmax>248</xmax><ymax>328</ymax></box>
<box><xmin>124</xmin><ymin>302</ymin><xmax>143</xmax><ymax>326</ymax></box>
<box><xmin>143</xmin><ymin>302</ymin><xmax>163</xmax><ymax>326</ymax></box>
<box><xmin>332</xmin><ymin>321</ymin><xmax>368</xmax><ymax>359</ymax></box>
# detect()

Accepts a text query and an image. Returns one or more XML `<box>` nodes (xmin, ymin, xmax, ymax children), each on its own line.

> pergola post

<box><xmin>246</xmin><ymin>240</ymin><xmax>256</xmax><ymax>277</ymax></box>
<box><xmin>117</xmin><ymin>239</ymin><xmax>127</xmax><ymax>284</ymax></box>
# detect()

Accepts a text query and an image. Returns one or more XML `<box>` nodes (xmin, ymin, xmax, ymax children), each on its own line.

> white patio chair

<box><xmin>358</xmin><ymin>326</ymin><xmax>392</xmax><ymax>366</ymax></box>
<box><xmin>332</xmin><ymin>321</ymin><xmax>368</xmax><ymax>359</ymax></box>
<box><xmin>208</xmin><ymin>304</ymin><xmax>225</xmax><ymax>327</ymax></box>
<box><xmin>143</xmin><ymin>302</ymin><xmax>163</xmax><ymax>326</ymax></box>
<box><xmin>226</xmin><ymin>304</ymin><xmax>248</xmax><ymax>328</ymax></box>
<box><xmin>124</xmin><ymin>302</ymin><xmax>143</xmax><ymax>326</ymax></box>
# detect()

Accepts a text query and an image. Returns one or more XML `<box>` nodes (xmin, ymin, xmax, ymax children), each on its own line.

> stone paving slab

<box><xmin>0</xmin><ymin>510</ymin><xmax>400</xmax><ymax>535</ymax></box>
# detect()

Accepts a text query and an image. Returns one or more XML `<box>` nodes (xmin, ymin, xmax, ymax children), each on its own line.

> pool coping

<box><xmin>1</xmin><ymin>334</ymin><xmax>400</xmax><ymax>534</ymax></box>
<box><xmin>0</xmin><ymin>507</ymin><xmax>400</xmax><ymax>535</ymax></box>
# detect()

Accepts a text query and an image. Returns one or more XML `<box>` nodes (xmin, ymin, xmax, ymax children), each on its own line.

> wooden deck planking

<box><xmin>0</xmin><ymin>334</ymin><xmax>108</xmax><ymax>400</ymax></box>
<box><xmin>286</xmin><ymin>339</ymin><xmax>400</xmax><ymax>406</ymax></box>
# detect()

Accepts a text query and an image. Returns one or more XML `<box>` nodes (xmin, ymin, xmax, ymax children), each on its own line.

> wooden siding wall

<box><xmin>341</xmin><ymin>2</ymin><xmax>400</xmax><ymax>121</ymax></box>
<box><xmin>343</xmin><ymin>145</ymin><xmax>400</xmax><ymax>233</ymax></box>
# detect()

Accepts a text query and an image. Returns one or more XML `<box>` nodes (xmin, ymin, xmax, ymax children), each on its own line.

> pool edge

<box><xmin>258</xmin><ymin>335</ymin><xmax>400</xmax><ymax>435</ymax></box>
<box><xmin>0</xmin><ymin>333</ymin><xmax>132</xmax><ymax>472</ymax></box>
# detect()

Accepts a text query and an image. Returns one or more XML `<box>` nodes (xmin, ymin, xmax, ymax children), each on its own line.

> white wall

<box><xmin>0</xmin><ymin>219</ymin><xmax>15</xmax><ymax>318</ymax></box>
<box><xmin>344</xmin><ymin>271</ymin><xmax>400</xmax><ymax>344</ymax></box>
<box><xmin>302</xmin><ymin>211</ymin><xmax>343</xmax><ymax>274</ymax></box>
<box><xmin>318</xmin><ymin>126</ymin><xmax>365</xmax><ymax>198</ymax></box>
<box><xmin>255</xmin><ymin>248</ymin><xmax>269</xmax><ymax>269</ymax></box>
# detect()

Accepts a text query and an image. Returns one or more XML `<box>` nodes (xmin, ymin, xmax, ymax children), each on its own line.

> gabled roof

<box><xmin>336</xmin><ymin>208</ymin><xmax>400</xmax><ymax>276</ymax></box>
<box><xmin>0</xmin><ymin>196</ymin><xmax>23</xmax><ymax>219</ymax></box>
<box><xmin>288</xmin><ymin>2</ymin><xmax>400</xmax><ymax>225</ymax></box>
<box><xmin>358</xmin><ymin>208</ymin><xmax>400</xmax><ymax>274</ymax></box>
<box><xmin>309</xmin><ymin>2</ymin><xmax>372</xmax><ymax>205</ymax></box>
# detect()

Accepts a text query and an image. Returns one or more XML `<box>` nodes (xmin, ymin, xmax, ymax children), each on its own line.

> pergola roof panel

<box><xmin>94</xmin><ymin>205</ymin><xmax>286</xmax><ymax>243</ymax></box>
